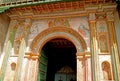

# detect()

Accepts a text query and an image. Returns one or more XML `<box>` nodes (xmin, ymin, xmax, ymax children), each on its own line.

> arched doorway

<box><xmin>30</xmin><ymin>27</ymin><xmax>87</xmax><ymax>81</ymax></box>
<box><xmin>38</xmin><ymin>38</ymin><xmax>77</xmax><ymax>81</ymax></box>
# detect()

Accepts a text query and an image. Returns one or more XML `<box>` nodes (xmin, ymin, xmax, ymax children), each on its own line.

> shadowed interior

<box><xmin>42</xmin><ymin>38</ymin><xmax>77</xmax><ymax>81</ymax></box>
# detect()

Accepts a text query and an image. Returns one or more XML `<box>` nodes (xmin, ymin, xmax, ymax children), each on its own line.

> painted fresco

<box><xmin>96</xmin><ymin>20</ymin><xmax>109</xmax><ymax>53</ymax></box>
<box><xmin>28</xmin><ymin>20</ymin><xmax>48</xmax><ymax>46</ymax></box>
<box><xmin>14</xmin><ymin>24</ymin><xmax>24</xmax><ymax>55</ymax></box>
<box><xmin>28</xmin><ymin>17</ymin><xmax>90</xmax><ymax>51</ymax></box>
<box><xmin>69</xmin><ymin>17</ymin><xmax>89</xmax><ymax>37</ymax></box>
<box><xmin>99</xmin><ymin>35</ymin><xmax>109</xmax><ymax>53</ymax></box>
<box><xmin>29</xmin><ymin>20</ymin><xmax>48</xmax><ymax>39</ymax></box>
<box><xmin>48</xmin><ymin>18</ymin><xmax>70</xmax><ymax>27</ymax></box>
<box><xmin>0</xmin><ymin>1</ymin><xmax>119</xmax><ymax>81</ymax></box>
<box><xmin>70</xmin><ymin>17</ymin><xmax>90</xmax><ymax>51</ymax></box>
<box><xmin>96</xmin><ymin>21</ymin><xmax>107</xmax><ymax>32</ymax></box>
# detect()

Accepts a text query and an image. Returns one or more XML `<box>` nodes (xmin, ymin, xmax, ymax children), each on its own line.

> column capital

<box><xmin>106</xmin><ymin>11</ymin><xmax>114</xmax><ymax>21</ymax></box>
<box><xmin>25</xmin><ymin>51</ymin><xmax>40</xmax><ymax>60</ymax></box>
<box><xmin>76</xmin><ymin>52</ymin><xmax>91</xmax><ymax>59</ymax></box>
<box><xmin>76</xmin><ymin>52</ymin><xmax>85</xmax><ymax>56</ymax></box>
<box><xmin>24</xmin><ymin>18</ymin><xmax>32</xmax><ymax>27</ymax></box>
<box><xmin>88</xmin><ymin>12</ymin><xmax>96</xmax><ymax>21</ymax></box>
<box><xmin>9</xmin><ymin>19</ymin><xmax>19</xmax><ymax>29</ymax></box>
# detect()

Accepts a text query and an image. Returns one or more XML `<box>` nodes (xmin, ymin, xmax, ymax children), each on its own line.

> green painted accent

<box><xmin>108</xmin><ymin>22</ymin><xmax>119</xmax><ymax>81</ymax></box>
<box><xmin>116</xmin><ymin>0</ymin><xmax>120</xmax><ymax>2</ymax></box>
<box><xmin>97</xmin><ymin>49</ymin><xmax>100</xmax><ymax>81</ymax></box>
<box><xmin>24</xmin><ymin>26</ymin><xmax>30</xmax><ymax>43</ymax></box>
<box><xmin>111</xmin><ymin>47</ymin><xmax>119</xmax><ymax>81</ymax></box>
<box><xmin>0</xmin><ymin>28</ymin><xmax>16</xmax><ymax>81</ymax></box>
<box><xmin>10</xmin><ymin>28</ymin><xmax>16</xmax><ymax>43</ymax></box>
<box><xmin>15</xmin><ymin>27</ymin><xmax>30</xmax><ymax>81</ymax></box>
<box><xmin>91</xmin><ymin>38</ymin><xmax>96</xmax><ymax>81</ymax></box>
<box><xmin>0</xmin><ymin>43</ymin><xmax>12</xmax><ymax>81</ymax></box>
<box><xmin>0</xmin><ymin>6</ymin><xmax>10</xmax><ymax>13</ymax></box>
<box><xmin>16</xmin><ymin>40</ymin><xmax>26</xmax><ymax>81</ymax></box>
<box><xmin>65</xmin><ymin>19</ymin><xmax>70</xmax><ymax>27</ymax></box>
<box><xmin>38</xmin><ymin>49</ymin><xmax>48</xmax><ymax>81</ymax></box>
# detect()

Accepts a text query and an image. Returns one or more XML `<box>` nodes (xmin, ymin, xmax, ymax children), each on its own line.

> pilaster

<box><xmin>107</xmin><ymin>12</ymin><xmax>120</xmax><ymax>81</ymax></box>
<box><xmin>77</xmin><ymin>52</ymin><xmax>85</xmax><ymax>81</ymax></box>
<box><xmin>0</xmin><ymin>19</ymin><xmax>18</xmax><ymax>81</ymax></box>
<box><xmin>76</xmin><ymin>52</ymin><xmax>91</xmax><ymax>81</ymax></box>
<box><xmin>89</xmin><ymin>12</ymin><xmax>98</xmax><ymax>81</ymax></box>
<box><xmin>13</xmin><ymin>18</ymin><xmax>32</xmax><ymax>81</ymax></box>
<box><xmin>25</xmin><ymin>52</ymin><xmax>39</xmax><ymax>81</ymax></box>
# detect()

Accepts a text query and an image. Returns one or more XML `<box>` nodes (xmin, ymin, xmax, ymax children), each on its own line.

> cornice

<box><xmin>4</xmin><ymin>1</ymin><xmax>116</xmax><ymax>20</ymax></box>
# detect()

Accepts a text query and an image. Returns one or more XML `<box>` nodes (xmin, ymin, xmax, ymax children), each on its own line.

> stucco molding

<box><xmin>30</xmin><ymin>26</ymin><xmax>87</xmax><ymax>54</ymax></box>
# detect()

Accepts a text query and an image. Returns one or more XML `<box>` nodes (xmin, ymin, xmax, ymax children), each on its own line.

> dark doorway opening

<box><xmin>42</xmin><ymin>38</ymin><xmax>77</xmax><ymax>81</ymax></box>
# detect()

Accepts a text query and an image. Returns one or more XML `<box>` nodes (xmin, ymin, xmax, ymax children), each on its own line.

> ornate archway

<box><xmin>30</xmin><ymin>26</ymin><xmax>87</xmax><ymax>81</ymax></box>
<box><xmin>30</xmin><ymin>26</ymin><xmax>87</xmax><ymax>54</ymax></box>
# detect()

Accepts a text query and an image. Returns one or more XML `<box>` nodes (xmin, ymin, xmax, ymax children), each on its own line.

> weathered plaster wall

<box><xmin>0</xmin><ymin>14</ymin><xmax>10</xmax><ymax>54</ymax></box>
